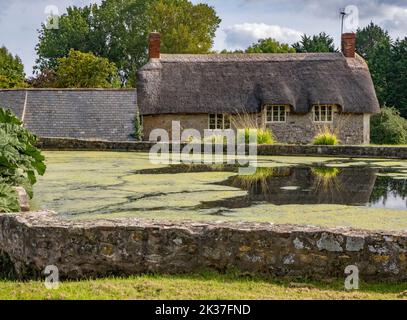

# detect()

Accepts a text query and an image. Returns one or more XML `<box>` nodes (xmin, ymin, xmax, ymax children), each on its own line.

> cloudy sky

<box><xmin>1</xmin><ymin>0</ymin><xmax>406</xmax><ymax>75</ymax></box>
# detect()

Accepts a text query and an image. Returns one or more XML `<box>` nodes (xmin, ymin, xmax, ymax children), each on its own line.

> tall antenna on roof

<box><xmin>340</xmin><ymin>8</ymin><xmax>347</xmax><ymax>51</ymax></box>
<box><xmin>340</xmin><ymin>8</ymin><xmax>346</xmax><ymax>35</ymax></box>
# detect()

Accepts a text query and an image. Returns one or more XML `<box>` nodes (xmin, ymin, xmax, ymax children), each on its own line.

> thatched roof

<box><xmin>137</xmin><ymin>53</ymin><xmax>380</xmax><ymax>115</ymax></box>
<box><xmin>0</xmin><ymin>89</ymin><xmax>136</xmax><ymax>141</ymax></box>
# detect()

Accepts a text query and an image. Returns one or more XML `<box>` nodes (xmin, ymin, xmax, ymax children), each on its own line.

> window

<box><xmin>313</xmin><ymin>105</ymin><xmax>334</xmax><ymax>122</ymax></box>
<box><xmin>265</xmin><ymin>105</ymin><xmax>287</xmax><ymax>123</ymax></box>
<box><xmin>209</xmin><ymin>114</ymin><xmax>231</xmax><ymax>130</ymax></box>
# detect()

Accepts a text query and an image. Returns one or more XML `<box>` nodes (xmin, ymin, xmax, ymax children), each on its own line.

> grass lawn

<box><xmin>1</xmin><ymin>272</ymin><xmax>406</xmax><ymax>300</ymax></box>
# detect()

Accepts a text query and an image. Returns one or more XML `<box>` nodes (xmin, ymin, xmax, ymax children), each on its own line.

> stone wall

<box><xmin>142</xmin><ymin>111</ymin><xmax>370</xmax><ymax>145</ymax></box>
<box><xmin>267</xmin><ymin>112</ymin><xmax>370</xmax><ymax>145</ymax></box>
<box><xmin>0</xmin><ymin>212</ymin><xmax>406</xmax><ymax>281</ymax></box>
<box><xmin>143</xmin><ymin>114</ymin><xmax>208</xmax><ymax>140</ymax></box>
<box><xmin>36</xmin><ymin>137</ymin><xmax>407</xmax><ymax>159</ymax></box>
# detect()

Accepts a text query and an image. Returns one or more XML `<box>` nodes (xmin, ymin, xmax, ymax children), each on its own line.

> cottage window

<box><xmin>209</xmin><ymin>114</ymin><xmax>231</xmax><ymax>130</ymax></box>
<box><xmin>265</xmin><ymin>105</ymin><xmax>287</xmax><ymax>123</ymax></box>
<box><xmin>313</xmin><ymin>105</ymin><xmax>334</xmax><ymax>122</ymax></box>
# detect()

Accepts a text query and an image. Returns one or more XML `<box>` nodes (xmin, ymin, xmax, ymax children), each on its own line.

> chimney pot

<box><xmin>342</xmin><ymin>33</ymin><xmax>356</xmax><ymax>58</ymax></box>
<box><xmin>149</xmin><ymin>32</ymin><xmax>161</xmax><ymax>59</ymax></box>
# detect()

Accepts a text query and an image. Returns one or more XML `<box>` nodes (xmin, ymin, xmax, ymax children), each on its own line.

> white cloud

<box><xmin>223</xmin><ymin>23</ymin><xmax>302</xmax><ymax>50</ymax></box>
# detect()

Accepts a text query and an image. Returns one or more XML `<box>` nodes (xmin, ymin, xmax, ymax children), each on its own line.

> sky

<box><xmin>1</xmin><ymin>0</ymin><xmax>406</xmax><ymax>75</ymax></box>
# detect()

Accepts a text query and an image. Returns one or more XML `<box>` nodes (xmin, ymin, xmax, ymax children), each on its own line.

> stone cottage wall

<box><xmin>267</xmin><ymin>112</ymin><xmax>370</xmax><ymax>145</ymax></box>
<box><xmin>143</xmin><ymin>112</ymin><xmax>370</xmax><ymax>145</ymax></box>
<box><xmin>143</xmin><ymin>114</ymin><xmax>209</xmax><ymax>140</ymax></box>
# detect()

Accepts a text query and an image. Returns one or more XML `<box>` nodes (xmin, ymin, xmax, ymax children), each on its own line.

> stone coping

<box><xmin>1</xmin><ymin>211</ymin><xmax>406</xmax><ymax>281</ymax></box>
<box><xmin>36</xmin><ymin>137</ymin><xmax>407</xmax><ymax>159</ymax></box>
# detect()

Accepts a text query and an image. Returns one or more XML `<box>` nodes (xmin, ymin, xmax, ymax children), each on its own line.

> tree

<box><xmin>356</xmin><ymin>23</ymin><xmax>392</xmax><ymax>107</ymax></box>
<box><xmin>54</xmin><ymin>49</ymin><xmax>120</xmax><ymax>88</ymax></box>
<box><xmin>90</xmin><ymin>0</ymin><xmax>152</xmax><ymax>86</ymax></box>
<box><xmin>150</xmin><ymin>0</ymin><xmax>220</xmax><ymax>54</ymax></box>
<box><xmin>0</xmin><ymin>46</ymin><xmax>27</xmax><ymax>88</ymax></box>
<box><xmin>293</xmin><ymin>32</ymin><xmax>337</xmax><ymax>53</ymax></box>
<box><xmin>27</xmin><ymin>68</ymin><xmax>57</xmax><ymax>88</ymax></box>
<box><xmin>245</xmin><ymin>38</ymin><xmax>295</xmax><ymax>53</ymax></box>
<box><xmin>35</xmin><ymin>0</ymin><xmax>221</xmax><ymax>86</ymax></box>
<box><xmin>35</xmin><ymin>6</ymin><xmax>94</xmax><ymax>72</ymax></box>
<box><xmin>387</xmin><ymin>38</ymin><xmax>407</xmax><ymax>118</ymax></box>
<box><xmin>370</xmin><ymin>107</ymin><xmax>407</xmax><ymax>145</ymax></box>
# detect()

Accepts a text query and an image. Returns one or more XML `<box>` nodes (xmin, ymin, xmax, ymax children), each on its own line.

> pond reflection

<box><xmin>198</xmin><ymin>166</ymin><xmax>407</xmax><ymax>210</ymax></box>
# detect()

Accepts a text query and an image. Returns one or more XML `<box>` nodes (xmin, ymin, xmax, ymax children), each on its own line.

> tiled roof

<box><xmin>0</xmin><ymin>89</ymin><xmax>137</xmax><ymax>141</ymax></box>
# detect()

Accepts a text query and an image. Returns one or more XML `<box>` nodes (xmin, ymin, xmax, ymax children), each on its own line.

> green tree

<box><xmin>150</xmin><ymin>0</ymin><xmax>220</xmax><ymax>54</ymax></box>
<box><xmin>245</xmin><ymin>38</ymin><xmax>295</xmax><ymax>53</ymax></box>
<box><xmin>35</xmin><ymin>6</ymin><xmax>94</xmax><ymax>72</ymax></box>
<box><xmin>54</xmin><ymin>49</ymin><xmax>120</xmax><ymax>88</ymax></box>
<box><xmin>292</xmin><ymin>32</ymin><xmax>337</xmax><ymax>53</ymax></box>
<box><xmin>371</xmin><ymin>107</ymin><xmax>407</xmax><ymax>145</ymax></box>
<box><xmin>90</xmin><ymin>0</ymin><xmax>151</xmax><ymax>86</ymax></box>
<box><xmin>356</xmin><ymin>23</ymin><xmax>392</xmax><ymax>107</ymax></box>
<box><xmin>35</xmin><ymin>0</ymin><xmax>221</xmax><ymax>86</ymax></box>
<box><xmin>0</xmin><ymin>46</ymin><xmax>27</xmax><ymax>88</ymax></box>
<box><xmin>387</xmin><ymin>38</ymin><xmax>407</xmax><ymax>118</ymax></box>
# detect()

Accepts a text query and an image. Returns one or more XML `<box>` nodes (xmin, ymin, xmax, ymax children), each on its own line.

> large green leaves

<box><xmin>0</xmin><ymin>108</ymin><xmax>46</xmax><ymax>212</ymax></box>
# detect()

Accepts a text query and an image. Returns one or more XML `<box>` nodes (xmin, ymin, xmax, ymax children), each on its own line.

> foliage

<box><xmin>150</xmin><ymin>0</ymin><xmax>221</xmax><ymax>54</ymax></box>
<box><xmin>27</xmin><ymin>69</ymin><xmax>57</xmax><ymax>88</ymax></box>
<box><xmin>0</xmin><ymin>183</ymin><xmax>20</xmax><ymax>213</ymax></box>
<box><xmin>386</xmin><ymin>38</ymin><xmax>407</xmax><ymax>118</ymax></box>
<box><xmin>370</xmin><ymin>107</ymin><xmax>407</xmax><ymax>145</ymax></box>
<box><xmin>133</xmin><ymin>111</ymin><xmax>143</xmax><ymax>141</ymax></box>
<box><xmin>54</xmin><ymin>49</ymin><xmax>120</xmax><ymax>88</ymax></box>
<box><xmin>293</xmin><ymin>33</ymin><xmax>337</xmax><ymax>53</ymax></box>
<box><xmin>0</xmin><ymin>46</ymin><xmax>27</xmax><ymax>89</ymax></box>
<box><xmin>356</xmin><ymin>23</ymin><xmax>407</xmax><ymax>118</ymax></box>
<box><xmin>356</xmin><ymin>23</ymin><xmax>392</xmax><ymax>108</ymax></box>
<box><xmin>0</xmin><ymin>108</ymin><xmax>46</xmax><ymax>212</ymax></box>
<box><xmin>35</xmin><ymin>0</ymin><xmax>220</xmax><ymax>86</ymax></box>
<box><xmin>245</xmin><ymin>38</ymin><xmax>295</xmax><ymax>53</ymax></box>
<box><xmin>240</xmin><ymin>128</ymin><xmax>275</xmax><ymax>145</ymax></box>
<box><xmin>370</xmin><ymin>176</ymin><xmax>407</xmax><ymax>204</ymax></box>
<box><xmin>311</xmin><ymin>130</ymin><xmax>339</xmax><ymax>145</ymax></box>
<box><xmin>311</xmin><ymin>167</ymin><xmax>340</xmax><ymax>179</ymax></box>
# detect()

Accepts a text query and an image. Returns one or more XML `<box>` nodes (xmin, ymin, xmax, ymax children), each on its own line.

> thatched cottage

<box><xmin>138</xmin><ymin>32</ymin><xmax>380</xmax><ymax>144</ymax></box>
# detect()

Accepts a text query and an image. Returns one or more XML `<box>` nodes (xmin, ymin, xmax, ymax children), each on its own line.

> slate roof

<box><xmin>137</xmin><ymin>52</ymin><xmax>380</xmax><ymax>115</ymax></box>
<box><xmin>0</xmin><ymin>89</ymin><xmax>137</xmax><ymax>141</ymax></box>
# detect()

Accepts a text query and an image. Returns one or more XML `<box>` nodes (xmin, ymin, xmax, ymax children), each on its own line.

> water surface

<box><xmin>32</xmin><ymin>152</ymin><xmax>407</xmax><ymax>231</ymax></box>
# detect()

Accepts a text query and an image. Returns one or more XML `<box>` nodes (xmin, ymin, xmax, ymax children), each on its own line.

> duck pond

<box><xmin>31</xmin><ymin>151</ymin><xmax>407</xmax><ymax>231</ymax></box>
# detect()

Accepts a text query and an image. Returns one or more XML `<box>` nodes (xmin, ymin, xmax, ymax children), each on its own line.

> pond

<box><xmin>32</xmin><ymin>152</ymin><xmax>407</xmax><ymax>231</ymax></box>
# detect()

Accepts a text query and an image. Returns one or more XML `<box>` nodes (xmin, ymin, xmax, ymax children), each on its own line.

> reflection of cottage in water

<box><xmin>220</xmin><ymin>167</ymin><xmax>379</xmax><ymax>206</ymax></box>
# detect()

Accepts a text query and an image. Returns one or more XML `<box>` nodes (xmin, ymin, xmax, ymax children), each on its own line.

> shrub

<box><xmin>0</xmin><ymin>183</ymin><xmax>20</xmax><ymax>213</ymax></box>
<box><xmin>312</xmin><ymin>129</ymin><xmax>338</xmax><ymax>145</ymax></box>
<box><xmin>133</xmin><ymin>111</ymin><xmax>143</xmax><ymax>141</ymax></box>
<box><xmin>0</xmin><ymin>108</ymin><xmax>46</xmax><ymax>212</ymax></box>
<box><xmin>240</xmin><ymin>128</ymin><xmax>275</xmax><ymax>145</ymax></box>
<box><xmin>371</xmin><ymin>107</ymin><xmax>407</xmax><ymax>145</ymax></box>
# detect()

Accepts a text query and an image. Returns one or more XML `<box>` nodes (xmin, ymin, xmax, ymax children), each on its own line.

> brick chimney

<box><xmin>342</xmin><ymin>33</ymin><xmax>356</xmax><ymax>58</ymax></box>
<box><xmin>149</xmin><ymin>32</ymin><xmax>161</xmax><ymax>59</ymax></box>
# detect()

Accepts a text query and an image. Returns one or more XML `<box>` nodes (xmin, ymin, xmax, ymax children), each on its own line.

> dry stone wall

<box><xmin>0</xmin><ymin>212</ymin><xmax>406</xmax><ymax>282</ymax></box>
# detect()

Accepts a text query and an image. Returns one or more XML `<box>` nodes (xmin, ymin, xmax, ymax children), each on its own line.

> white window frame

<box><xmin>313</xmin><ymin>105</ymin><xmax>334</xmax><ymax>123</ymax></box>
<box><xmin>208</xmin><ymin>114</ymin><xmax>231</xmax><ymax>130</ymax></box>
<box><xmin>265</xmin><ymin>105</ymin><xmax>287</xmax><ymax>123</ymax></box>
